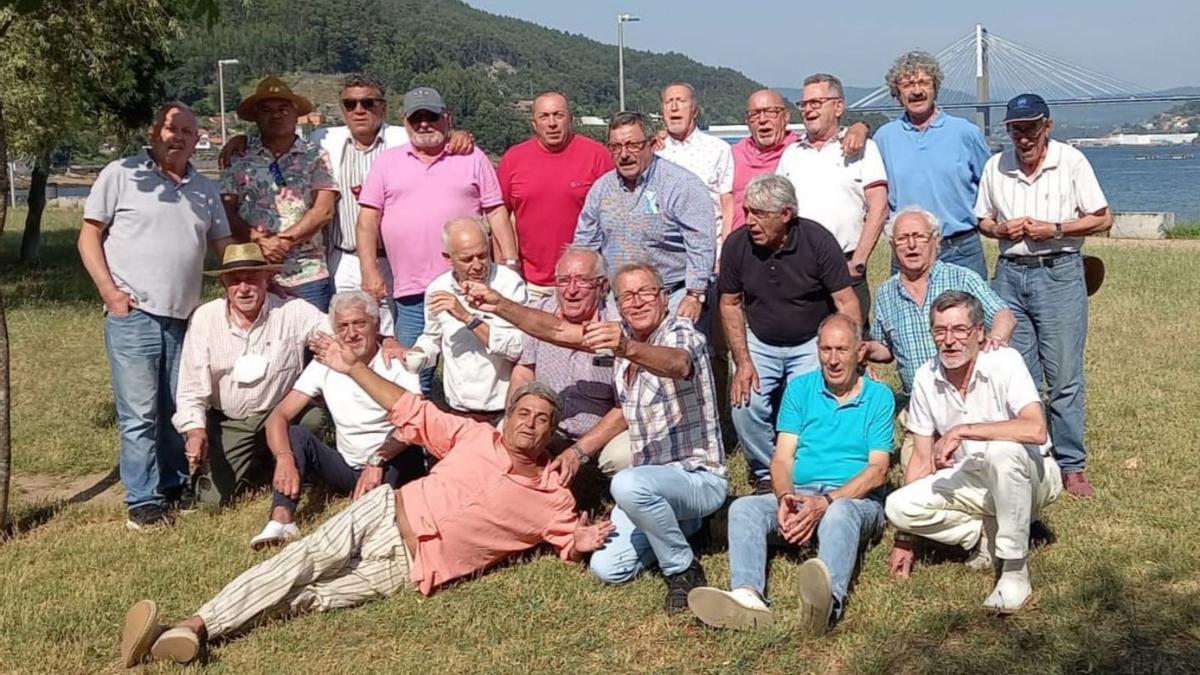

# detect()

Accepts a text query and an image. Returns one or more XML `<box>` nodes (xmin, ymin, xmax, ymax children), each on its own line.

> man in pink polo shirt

<box><xmin>356</xmin><ymin>87</ymin><xmax>519</xmax><ymax>393</ymax></box>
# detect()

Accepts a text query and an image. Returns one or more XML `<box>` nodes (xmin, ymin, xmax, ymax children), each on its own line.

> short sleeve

<box><xmin>518</xmin><ymin>334</ymin><xmax>538</xmax><ymax>366</ymax></box>
<box><xmin>959</xmin><ymin>268</ymin><xmax>1008</xmax><ymax>325</ymax></box>
<box><xmin>866</xmin><ymin>384</ymin><xmax>897</xmax><ymax>453</ymax></box>
<box><xmin>83</xmin><ymin>162</ymin><xmax>122</xmax><ymax>225</ymax></box>
<box><xmin>1071</xmin><ymin>152</ymin><xmax>1109</xmax><ymax>215</ymax></box>
<box><xmin>861</xmin><ymin>140</ymin><xmax>888</xmax><ymax>188</ymax></box>
<box><xmin>967</xmin><ymin>126</ymin><xmax>993</xmax><ymax>182</ymax></box>
<box><xmin>291</xmin><ymin>360</ymin><xmax>327</xmax><ymax>398</ymax></box>
<box><xmin>205</xmin><ymin>182</ymin><xmax>232</xmax><ymax>239</ymax></box>
<box><xmin>310</xmin><ymin>149</ymin><xmax>337</xmax><ymax>192</ymax></box>
<box><xmin>905</xmin><ymin>373</ymin><xmax>938</xmax><ymax>437</ymax></box>
<box><xmin>999</xmin><ymin>349</ymin><xmax>1042</xmax><ymax>416</ymax></box>
<box><xmin>220</xmin><ymin>164</ymin><xmax>239</xmax><ymax>196</ymax></box>
<box><xmin>716</xmin><ymin>232</ymin><xmax>744</xmax><ymax>295</ymax></box>
<box><xmin>664</xmin><ymin>319</ymin><xmax>707</xmax><ymax>362</ymax></box>
<box><xmin>811</xmin><ymin>225</ymin><xmax>852</xmax><ymax>293</ymax></box>
<box><xmin>357</xmin><ymin>152</ymin><xmax>390</xmax><ymax>210</ymax></box>
<box><xmin>775</xmin><ymin>375</ymin><xmax>809</xmax><ymax>436</ymax></box>
<box><xmin>716</xmin><ymin>143</ymin><xmax>734</xmax><ymax>193</ymax></box>
<box><xmin>497</xmin><ymin>148</ymin><xmax>516</xmax><ymax>210</ymax></box>
<box><xmin>474</xmin><ymin>150</ymin><xmax>504</xmax><ymax>208</ymax></box>
<box><xmin>974</xmin><ymin>156</ymin><xmax>998</xmax><ymax>220</ymax></box>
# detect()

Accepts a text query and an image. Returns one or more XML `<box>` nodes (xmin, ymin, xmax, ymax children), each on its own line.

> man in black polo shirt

<box><xmin>719</xmin><ymin>173</ymin><xmax>861</xmax><ymax>488</ymax></box>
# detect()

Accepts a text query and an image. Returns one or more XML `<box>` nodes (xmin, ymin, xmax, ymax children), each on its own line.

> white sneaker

<box><xmin>687</xmin><ymin>586</ymin><xmax>773</xmax><ymax>630</ymax></box>
<box><xmin>249</xmin><ymin>521</ymin><xmax>300</xmax><ymax>551</ymax></box>
<box><xmin>983</xmin><ymin>558</ymin><xmax>1032</xmax><ymax>614</ymax></box>
<box><xmin>796</xmin><ymin>558</ymin><xmax>835</xmax><ymax>635</ymax></box>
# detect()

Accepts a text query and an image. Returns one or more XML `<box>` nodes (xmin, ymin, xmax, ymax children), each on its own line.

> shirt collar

<box><xmin>773</xmin><ymin>218</ymin><xmax>803</xmax><ymax>254</ymax></box>
<box><xmin>665</xmin><ymin>128</ymin><xmax>699</xmax><ymax>147</ymax></box>
<box><xmin>346</xmin><ymin>125</ymin><xmax>387</xmax><ymax>152</ymax></box>
<box><xmin>796</xmin><ymin>126</ymin><xmax>846</xmax><ymax>149</ymax></box>
<box><xmin>932</xmin><ymin>355</ymin><xmax>991</xmax><ymax>391</ymax></box>
<box><xmin>1000</xmin><ymin>139</ymin><xmax>1062</xmax><ymax>182</ymax></box>
<box><xmin>248</xmin><ymin>134</ymin><xmax>307</xmax><ymax>158</ymax></box>
<box><xmin>139</xmin><ymin>150</ymin><xmax>195</xmax><ymax>185</ymax></box>
<box><xmin>900</xmin><ymin>108</ymin><xmax>945</xmax><ymax>131</ymax></box>
<box><xmin>223</xmin><ymin>293</ymin><xmax>281</xmax><ymax>335</ymax></box>
<box><xmin>820</xmin><ymin>377</ymin><xmax>867</xmax><ymax>407</ymax></box>
<box><xmin>618</xmin><ymin>156</ymin><xmax>657</xmax><ymax>191</ymax></box>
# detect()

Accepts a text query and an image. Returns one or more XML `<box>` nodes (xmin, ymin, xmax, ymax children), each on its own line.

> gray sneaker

<box><xmin>796</xmin><ymin>558</ymin><xmax>834</xmax><ymax>635</ymax></box>
<box><xmin>126</xmin><ymin>504</ymin><xmax>170</xmax><ymax>531</ymax></box>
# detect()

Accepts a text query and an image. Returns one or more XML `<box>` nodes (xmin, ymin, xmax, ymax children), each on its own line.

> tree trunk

<box><xmin>0</xmin><ymin>292</ymin><xmax>10</xmax><ymax>534</ymax></box>
<box><xmin>0</xmin><ymin>97</ymin><xmax>9</xmax><ymax>236</ymax></box>
<box><xmin>19</xmin><ymin>153</ymin><xmax>49</xmax><ymax>264</ymax></box>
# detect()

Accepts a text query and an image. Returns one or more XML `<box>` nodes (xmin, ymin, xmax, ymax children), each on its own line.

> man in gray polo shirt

<box><xmin>79</xmin><ymin>102</ymin><xmax>232</xmax><ymax>529</ymax></box>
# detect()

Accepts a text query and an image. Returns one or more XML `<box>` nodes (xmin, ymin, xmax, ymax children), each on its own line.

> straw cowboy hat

<box><xmin>235</xmin><ymin>76</ymin><xmax>314</xmax><ymax>121</ymax></box>
<box><xmin>204</xmin><ymin>243</ymin><xmax>283</xmax><ymax>277</ymax></box>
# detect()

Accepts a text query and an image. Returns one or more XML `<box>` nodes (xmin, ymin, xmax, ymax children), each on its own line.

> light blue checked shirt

<box><xmin>615</xmin><ymin>316</ymin><xmax>725</xmax><ymax>475</ymax></box>
<box><xmin>870</xmin><ymin>261</ymin><xmax>1008</xmax><ymax>394</ymax></box>
<box><xmin>574</xmin><ymin>157</ymin><xmax>716</xmax><ymax>293</ymax></box>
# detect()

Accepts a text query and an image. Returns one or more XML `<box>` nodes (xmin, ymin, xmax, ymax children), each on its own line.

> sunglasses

<box><xmin>342</xmin><ymin>97</ymin><xmax>383</xmax><ymax>111</ymax></box>
<box><xmin>268</xmin><ymin>160</ymin><xmax>286</xmax><ymax>189</ymax></box>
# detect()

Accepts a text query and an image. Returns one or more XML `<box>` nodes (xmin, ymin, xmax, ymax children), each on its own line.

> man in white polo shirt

<box><xmin>977</xmin><ymin>94</ymin><xmax>1112</xmax><ymax>499</ymax></box>
<box><xmin>657</xmin><ymin>82</ymin><xmax>735</xmax><ymax>250</ymax></box>
<box><xmin>885</xmin><ymin>290</ymin><xmax>1062</xmax><ymax>614</ymax></box>
<box><xmin>776</xmin><ymin>73</ymin><xmax>889</xmax><ymax>322</ymax></box>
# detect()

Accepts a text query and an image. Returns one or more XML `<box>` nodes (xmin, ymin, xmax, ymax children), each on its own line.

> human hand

<box><xmin>730</xmin><ymin>359</ymin><xmax>760</xmax><ymax>407</ymax></box>
<box><xmin>994</xmin><ymin>218</ymin><xmax>1027</xmax><ymax>240</ymax></box>
<box><xmin>573</xmin><ymin>512</ymin><xmax>615</xmax><ymax>553</ymax></box>
<box><xmin>782</xmin><ymin>495</ymin><xmax>828</xmax><ymax>545</ymax></box>
<box><xmin>461</xmin><ymin>280</ymin><xmax>503</xmax><ymax>314</ymax></box>
<box><xmin>257</xmin><ymin>234</ymin><xmax>290</xmax><ymax>263</ymax></box>
<box><xmin>184</xmin><ymin>430</ymin><xmax>208</xmax><ymax>466</ymax></box>
<box><xmin>446</xmin><ymin>129</ymin><xmax>476</xmax><ymax>155</ymax></box>
<box><xmin>888</xmin><ymin>542</ymin><xmax>915</xmax><ymax>578</ymax></box>
<box><xmin>352</xmin><ymin>465</ymin><xmax>385</xmax><ymax>500</ymax></box>
<box><xmin>379</xmin><ymin>337</ymin><xmax>409</xmax><ymax>367</ymax></box>
<box><xmin>982</xmin><ymin>334</ymin><xmax>1008</xmax><ymax>352</ymax></box>
<box><xmin>103</xmin><ymin>289</ymin><xmax>137</xmax><ymax>317</ymax></box>
<box><xmin>842</xmin><ymin>122</ymin><xmax>869</xmax><ymax>157</ymax></box>
<box><xmin>309</xmin><ymin>332</ymin><xmax>358</xmax><ymax>373</ymax></box>
<box><xmin>933</xmin><ymin>425</ymin><xmax>966</xmax><ymax>468</ymax></box>
<box><xmin>651</xmin><ymin>129</ymin><xmax>668</xmax><ymax>152</ymax></box>
<box><xmin>581</xmin><ymin>321</ymin><xmax>627</xmax><ymax>355</ymax></box>
<box><xmin>361</xmin><ymin>268</ymin><xmax>387</xmax><ymax>301</ymax></box>
<box><xmin>218</xmin><ymin>134</ymin><xmax>249</xmax><ymax>170</ymax></box>
<box><xmin>1023</xmin><ymin>219</ymin><xmax>1057</xmax><ymax>241</ymax></box>
<box><xmin>272</xmin><ymin>453</ymin><xmax>301</xmax><ymax>500</ymax></box>
<box><xmin>776</xmin><ymin>493</ymin><xmax>802</xmax><ymax>533</ymax></box>
<box><xmin>543</xmin><ymin>448</ymin><xmax>583</xmax><ymax>488</ymax></box>
<box><xmin>428</xmin><ymin>291</ymin><xmax>470</xmax><ymax>323</ymax></box>
<box><xmin>847</xmin><ymin>259</ymin><xmax>868</xmax><ymax>279</ymax></box>
<box><xmin>676</xmin><ymin>295</ymin><xmax>702</xmax><ymax>321</ymax></box>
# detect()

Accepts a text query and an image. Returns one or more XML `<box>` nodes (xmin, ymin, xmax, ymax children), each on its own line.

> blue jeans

<box><xmin>991</xmin><ymin>254</ymin><xmax>1089</xmax><ymax>472</ymax></box>
<box><xmin>589</xmin><ymin>464</ymin><xmax>728</xmax><ymax>581</ymax></box>
<box><xmin>104</xmin><ymin>309</ymin><xmax>188</xmax><ymax>508</ymax></box>
<box><xmin>665</xmin><ymin>285</ymin><xmax>715</xmax><ymax>341</ymax></box>
<box><xmin>892</xmin><ymin>229</ymin><xmax>987</xmax><ymax>279</ymax></box>
<box><xmin>392</xmin><ymin>294</ymin><xmax>433</xmax><ymax>395</ymax></box>
<box><xmin>288</xmin><ymin>278</ymin><xmax>331</xmax><ymax>312</ymax></box>
<box><xmin>730</xmin><ymin>331</ymin><xmax>820</xmax><ymax>481</ymax></box>
<box><xmin>727</xmin><ymin>489</ymin><xmax>884</xmax><ymax>621</ymax></box>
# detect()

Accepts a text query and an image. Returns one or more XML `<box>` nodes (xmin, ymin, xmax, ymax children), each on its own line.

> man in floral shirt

<box><xmin>223</xmin><ymin>76</ymin><xmax>339</xmax><ymax>311</ymax></box>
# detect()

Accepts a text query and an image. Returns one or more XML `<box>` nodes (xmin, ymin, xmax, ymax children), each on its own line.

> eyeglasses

<box><xmin>932</xmin><ymin>324</ymin><xmax>979</xmax><ymax>341</ymax></box>
<box><xmin>617</xmin><ymin>287</ymin><xmax>662</xmax><ymax>307</ymax></box>
<box><xmin>1007</xmin><ymin>121</ymin><xmax>1047</xmax><ymax>139</ymax></box>
<box><xmin>554</xmin><ymin>275</ymin><xmax>604</xmax><ymax>289</ymax></box>
<box><xmin>606</xmin><ymin>139</ymin><xmax>650</xmax><ymax>154</ymax></box>
<box><xmin>798</xmin><ymin>97</ymin><xmax>842</xmax><ymax>109</ymax></box>
<box><xmin>893</xmin><ymin>233</ymin><xmax>934</xmax><ymax>246</ymax></box>
<box><xmin>268</xmin><ymin>160</ymin><xmax>286</xmax><ymax>188</ymax></box>
<box><xmin>342</xmin><ymin>97</ymin><xmax>384</xmax><ymax>111</ymax></box>
<box><xmin>746</xmin><ymin>106</ymin><xmax>787</xmax><ymax>121</ymax></box>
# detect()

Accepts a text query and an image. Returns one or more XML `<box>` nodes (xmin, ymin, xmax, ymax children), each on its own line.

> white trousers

<box><xmin>329</xmin><ymin>248</ymin><xmax>395</xmax><ymax>337</ymax></box>
<box><xmin>885</xmin><ymin>441</ymin><xmax>1063</xmax><ymax>560</ymax></box>
<box><xmin>596</xmin><ymin>430</ymin><xmax>633</xmax><ymax>477</ymax></box>
<box><xmin>196</xmin><ymin>486</ymin><xmax>411</xmax><ymax>639</ymax></box>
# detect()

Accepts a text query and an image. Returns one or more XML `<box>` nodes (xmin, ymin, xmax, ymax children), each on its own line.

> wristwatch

<box><xmin>569</xmin><ymin>445</ymin><xmax>591</xmax><ymax>464</ymax></box>
<box><xmin>1053</xmin><ymin>222</ymin><xmax>1063</xmax><ymax>240</ymax></box>
<box><xmin>366</xmin><ymin>452</ymin><xmax>386</xmax><ymax>468</ymax></box>
<box><xmin>686</xmin><ymin>289</ymin><xmax>706</xmax><ymax>304</ymax></box>
<box><xmin>852</xmin><ymin>261</ymin><xmax>867</xmax><ymax>276</ymax></box>
<box><xmin>465</xmin><ymin>316</ymin><xmax>484</xmax><ymax>331</ymax></box>
<box><xmin>502</xmin><ymin>258</ymin><xmax>520</xmax><ymax>269</ymax></box>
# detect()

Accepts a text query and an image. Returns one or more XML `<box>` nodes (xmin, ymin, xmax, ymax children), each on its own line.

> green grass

<box><xmin>1166</xmin><ymin>224</ymin><xmax>1200</xmax><ymax>239</ymax></box>
<box><xmin>2</xmin><ymin>209</ymin><xmax>1200</xmax><ymax>673</ymax></box>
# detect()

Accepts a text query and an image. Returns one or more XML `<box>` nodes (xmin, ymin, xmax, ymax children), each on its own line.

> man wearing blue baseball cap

<box><xmin>975</xmin><ymin>93</ymin><xmax>1112</xmax><ymax>498</ymax></box>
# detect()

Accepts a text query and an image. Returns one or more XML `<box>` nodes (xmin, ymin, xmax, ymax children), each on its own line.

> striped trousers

<box><xmin>197</xmin><ymin>486</ymin><xmax>413</xmax><ymax>639</ymax></box>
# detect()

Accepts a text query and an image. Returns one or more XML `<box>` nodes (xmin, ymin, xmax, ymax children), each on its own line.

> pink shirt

<box><xmin>358</xmin><ymin>145</ymin><xmax>504</xmax><ymax>297</ymax></box>
<box><xmin>390</xmin><ymin>393</ymin><xmax>580</xmax><ymax>595</ymax></box>
<box><xmin>730</xmin><ymin>131</ymin><xmax>799</xmax><ymax>231</ymax></box>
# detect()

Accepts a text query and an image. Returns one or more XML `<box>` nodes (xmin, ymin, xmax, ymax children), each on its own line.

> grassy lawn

<box><xmin>1166</xmin><ymin>224</ymin><xmax>1200</xmax><ymax>239</ymax></box>
<box><xmin>2</xmin><ymin>208</ymin><xmax>1199</xmax><ymax>673</ymax></box>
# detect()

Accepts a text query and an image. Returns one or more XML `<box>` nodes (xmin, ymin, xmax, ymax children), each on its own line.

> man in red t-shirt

<box><xmin>498</xmin><ymin>92</ymin><xmax>613</xmax><ymax>298</ymax></box>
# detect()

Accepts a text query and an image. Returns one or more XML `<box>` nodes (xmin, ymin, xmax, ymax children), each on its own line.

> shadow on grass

<box><xmin>0</xmin><ymin>227</ymin><xmax>100</xmax><ymax>309</ymax></box>
<box><xmin>5</xmin><ymin>466</ymin><xmax>122</xmax><ymax>537</ymax></box>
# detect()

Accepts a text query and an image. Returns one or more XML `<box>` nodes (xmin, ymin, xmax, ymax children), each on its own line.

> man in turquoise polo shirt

<box><xmin>687</xmin><ymin>313</ymin><xmax>894</xmax><ymax>634</ymax></box>
<box><xmin>873</xmin><ymin>51</ymin><xmax>992</xmax><ymax>278</ymax></box>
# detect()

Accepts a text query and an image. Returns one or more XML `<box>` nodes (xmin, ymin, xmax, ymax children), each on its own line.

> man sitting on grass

<box><xmin>688</xmin><ymin>314</ymin><xmax>893</xmax><ymax>634</ymax></box>
<box><xmin>250</xmin><ymin>290</ymin><xmax>425</xmax><ymax>550</ymax></box>
<box><xmin>119</xmin><ymin>355</ymin><xmax>613</xmax><ymax>667</ymax></box>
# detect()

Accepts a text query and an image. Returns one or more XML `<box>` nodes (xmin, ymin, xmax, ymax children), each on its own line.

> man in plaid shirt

<box><xmin>462</xmin><ymin>261</ymin><xmax>726</xmax><ymax>614</ymax></box>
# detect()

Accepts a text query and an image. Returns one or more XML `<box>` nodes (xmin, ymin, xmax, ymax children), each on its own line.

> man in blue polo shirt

<box><xmin>687</xmin><ymin>313</ymin><xmax>893</xmax><ymax>634</ymax></box>
<box><xmin>873</xmin><ymin>51</ymin><xmax>992</xmax><ymax>278</ymax></box>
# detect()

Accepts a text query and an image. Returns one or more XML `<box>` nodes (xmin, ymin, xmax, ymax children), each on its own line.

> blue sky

<box><xmin>464</xmin><ymin>0</ymin><xmax>1198</xmax><ymax>91</ymax></box>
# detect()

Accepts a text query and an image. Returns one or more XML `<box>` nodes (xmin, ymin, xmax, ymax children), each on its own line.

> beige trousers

<box><xmin>885</xmin><ymin>441</ymin><xmax>1063</xmax><ymax>560</ymax></box>
<box><xmin>196</xmin><ymin>486</ymin><xmax>412</xmax><ymax>639</ymax></box>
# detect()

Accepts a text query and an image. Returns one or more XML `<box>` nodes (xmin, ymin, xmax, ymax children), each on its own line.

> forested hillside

<box><xmin>165</xmin><ymin>0</ymin><xmax>765</xmax><ymax>150</ymax></box>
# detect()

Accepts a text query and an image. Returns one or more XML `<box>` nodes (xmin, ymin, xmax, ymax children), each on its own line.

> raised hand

<box><xmin>309</xmin><ymin>332</ymin><xmax>358</xmax><ymax>373</ymax></box>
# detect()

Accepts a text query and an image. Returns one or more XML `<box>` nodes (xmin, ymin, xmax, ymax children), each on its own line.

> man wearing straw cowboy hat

<box><xmin>222</xmin><ymin>76</ymin><xmax>340</xmax><ymax>311</ymax></box>
<box><xmin>172</xmin><ymin>243</ymin><xmax>330</xmax><ymax>506</ymax></box>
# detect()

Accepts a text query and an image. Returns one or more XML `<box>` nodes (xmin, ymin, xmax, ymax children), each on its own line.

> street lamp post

<box><xmin>617</xmin><ymin>14</ymin><xmax>640</xmax><ymax>112</ymax></box>
<box><xmin>217</xmin><ymin>58</ymin><xmax>240</xmax><ymax>146</ymax></box>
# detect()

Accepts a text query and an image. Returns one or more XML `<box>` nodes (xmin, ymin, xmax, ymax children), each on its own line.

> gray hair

<box><xmin>613</xmin><ymin>261</ymin><xmax>664</xmax><ymax>290</ymax></box>
<box><xmin>151</xmin><ymin>101</ymin><xmax>196</xmax><ymax>130</ymax></box>
<box><xmin>885</xmin><ymin>205</ymin><xmax>942</xmax><ymax>241</ymax></box>
<box><xmin>608</xmin><ymin>111</ymin><xmax>653</xmax><ymax>137</ymax></box>
<box><xmin>342</xmin><ymin>74</ymin><xmax>386</xmax><ymax>98</ymax></box>
<box><xmin>744</xmin><ymin>174</ymin><xmax>798</xmax><ymax>214</ymax></box>
<box><xmin>886</xmin><ymin>51</ymin><xmax>943</xmax><ymax>99</ymax></box>
<box><xmin>441</xmin><ymin>217</ymin><xmax>490</xmax><ymax>254</ymax></box>
<box><xmin>818</xmin><ymin>312</ymin><xmax>863</xmax><ymax>343</ymax></box>
<box><xmin>803</xmin><ymin>73</ymin><xmax>844</xmax><ymax>99</ymax></box>
<box><xmin>329</xmin><ymin>291</ymin><xmax>380</xmax><ymax>327</ymax></box>
<box><xmin>930</xmin><ymin>290</ymin><xmax>984</xmax><ymax>328</ymax></box>
<box><xmin>506</xmin><ymin>381</ymin><xmax>563</xmax><ymax>430</ymax></box>
<box><xmin>556</xmin><ymin>245</ymin><xmax>607</xmax><ymax>278</ymax></box>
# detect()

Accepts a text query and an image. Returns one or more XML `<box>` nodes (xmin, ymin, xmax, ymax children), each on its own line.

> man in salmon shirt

<box><xmin>498</xmin><ymin>91</ymin><xmax>613</xmax><ymax>300</ymax></box>
<box><xmin>118</xmin><ymin>366</ymin><xmax>612</xmax><ymax>668</ymax></box>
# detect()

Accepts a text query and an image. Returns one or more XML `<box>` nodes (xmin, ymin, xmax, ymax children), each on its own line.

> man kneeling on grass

<box><xmin>688</xmin><ymin>314</ymin><xmax>894</xmax><ymax>633</ymax></box>
<box><xmin>250</xmin><ymin>290</ymin><xmax>425</xmax><ymax>550</ymax></box>
<box><xmin>118</xmin><ymin>346</ymin><xmax>613</xmax><ymax>668</ymax></box>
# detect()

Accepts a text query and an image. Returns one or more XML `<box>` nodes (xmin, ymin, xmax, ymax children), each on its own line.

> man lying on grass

<box><xmin>118</xmin><ymin>340</ymin><xmax>613</xmax><ymax>667</ymax></box>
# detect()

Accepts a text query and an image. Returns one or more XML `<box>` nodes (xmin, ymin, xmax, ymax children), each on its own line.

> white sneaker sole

<box><xmin>797</xmin><ymin>559</ymin><xmax>834</xmax><ymax>635</ymax></box>
<box><xmin>687</xmin><ymin>587</ymin><xmax>773</xmax><ymax>631</ymax></box>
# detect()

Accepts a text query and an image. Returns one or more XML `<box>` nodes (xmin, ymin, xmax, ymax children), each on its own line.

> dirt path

<box><xmin>10</xmin><ymin>468</ymin><xmax>123</xmax><ymax>508</ymax></box>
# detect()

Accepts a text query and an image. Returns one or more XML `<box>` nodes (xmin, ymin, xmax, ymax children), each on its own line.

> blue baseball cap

<box><xmin>1004</xmin><ymin>93</ymin><xmax>1050</xmax><ymax>124</ymax></box>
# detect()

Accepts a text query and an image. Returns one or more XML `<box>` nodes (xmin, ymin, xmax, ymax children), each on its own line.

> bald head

<box><xmin>532</xmin><ymin>91</ymin><xmax>573</xmax><ymax>150</ymax></box>
<box><xmin>442</xmin><ymin>218</ymin><xmax>492</xmax><ymax>283</ymax></box>
<box><xmin>818</xmin><ymin>313</ymin><xmax>863</xmax><ymax>346</ymax></box>
<box><xmin>746</xmin><ymin>89</ymin><xmax>791</xmax><ymax>149</ymax></box>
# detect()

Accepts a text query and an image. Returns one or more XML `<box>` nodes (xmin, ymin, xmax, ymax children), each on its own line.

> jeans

<box><xmin>271</xmin><ymin>426</ymin><xmax>425</xmax><ymax>513</ymax></box>
<box><xmin>104</xmin><ymin>309</ymin><xmax>188</xmax><ymax>508</ymax></box>
<box><xmin>991</xmin><ymin>253</ymin><xmax>1089</xmax><ymax>472</ymax></box>
<box><xmin>666</xmin><ymin>285</ymin><xmax>715</xmax><ymax>341</ymax></box>
<box><xmin>289</xmin><ymin>278</ymin><xmax>332</xmax><ymax>312</ymax></box>
<box><xmin>392</xmin><ymin>294</ymin><xmax>433</xmax><ymax>396</ymax></box>
<box><xmin>589</xmin><ymin>464</ymin><xmax>728</xmax><ymax>581</ymax></box>
<box><xmin>892</xmin><ymin>229</ymin><xmax>987</xmax><ymax>279</ymax></box>
<box><xmin>728</xmin><ymin>489</ymin><xmax>884</xmax><ymax>620</ymax></box>
<box><xmin>730</xmin><ymin>330</ymin><xmax>820</xmax><ymax>481</ymax></box>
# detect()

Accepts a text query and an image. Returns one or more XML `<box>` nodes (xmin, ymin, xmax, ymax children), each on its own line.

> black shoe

<box><xmin>664</xmin><ymin>558</ymin><xmax>707</xmax><ymax>614</ymax></box>
<box><xmin>126</xmin><ymin>504</ymin><xmax>170</xmax><ymax>530</ymax></box>
<box><xmin>164</xmin><ymin>486</ymin><xmax>198</xmax><ymax>514</ymax></box>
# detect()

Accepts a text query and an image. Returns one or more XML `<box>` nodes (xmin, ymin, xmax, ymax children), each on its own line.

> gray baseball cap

<box><xmin>403</xmin><ymin>87</ymin><xmax>446</xmax><ymax>117</ymax></box>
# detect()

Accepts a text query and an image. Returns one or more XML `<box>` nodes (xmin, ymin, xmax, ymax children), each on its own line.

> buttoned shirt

<box><xmin>413</xmin><ymin>265</ymin><xmax>527</xmax><ymax>413</ymax></box>
<box><xmin>656</xmin><ymin>128</ymin><xmax>734</xmax><ymax>236</ymax></box>
<box><xmin>907</xmin><ymin>347</ymin><xmax>1049</xmax><ymax>461</ymax></box>
<box><xmin>775</xmin><ymin>130</ymin><xmax>888</xmax><ymax>253</ymax></box>
<box><xmin>84</xmin><ymin>152</ymin><xmax>230</xmax><ymax>319</ymax></box>
<box><xmin>573</xmin><ymin>157</ymin><xmax>716</xmax><ymax>293</ymax></box>
<box><xmin>615</xmin><ymin>317</ymin><xmax>725</xmax><ymax>475</ymax></box>
<box><xmin>172</xmin><ymin>295</ymin><xmax>328</xmax><ymax>432</ymax></box>
<box><xmin>975</xmin><ymin>139</ymin><xmax>1108</xmax><ymax>257</ymax></box>
<box><xmin>730</xmin><ymin>131</ymin><xmax>800</xmax><ymax>231</ymax></box>
<box><xmin>873</xmin><ymin>110</ymin><xmax>991</xmax><ymax>238</ymax></box>
<box><xmin>870</xmin><ymin>261</ymin><xmax>1008</xmax><ymax>394</ymax></box>
<box><xmin>221</xmin><ymin>135</ymin><xmax>337</xmax><ymax>286</ymax></box>
<box><xmin>389</xmin><ymin>394</ymin><xmax>580</xmax><ymax>595</ymax></box>
<box><xmin>332</xmin><ymin>132</ymin><xmax>387</xmax><ymax>252</ymax></box>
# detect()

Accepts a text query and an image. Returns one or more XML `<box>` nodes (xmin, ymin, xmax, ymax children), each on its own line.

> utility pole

<box><xmin>975</xmin><ymin>24</ymin><xmax>991</xmax><ymax>138</ymax></box>
<box><xmin>617</xmin><ymin>14</ymin><xmax>640</xmax><ymax>112</ymax></box>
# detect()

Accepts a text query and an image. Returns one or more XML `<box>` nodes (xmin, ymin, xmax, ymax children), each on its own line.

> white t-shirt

<box><xmin>975</xmin><ymin>139</ymin><xmax>1108</xmax><ymax>257</ymax></box>
<box><xmin>906</xmin><ymin>347</ymin><xmax>1049</xmax><ymax>460</ymax></box>
<box><xmin>657</xmin><ymin>128</ymin><xmax>734</xmax><ymax>235</ymax></box>
<box><xmin>776</xmin><ymin>133</ymin><xmax>888</xmax><ymax>253</ymax></box>
<box><xmin>291</xmin><ymin>349</ymin><xmax>419</xmax><ymax>467</ymax></box>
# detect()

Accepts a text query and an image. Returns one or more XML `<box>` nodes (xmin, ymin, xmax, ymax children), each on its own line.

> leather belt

<box><xmin>1000</xmin><ymin>251</ymin><xmax>1077</xmax><ymax>268</ymax></box>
